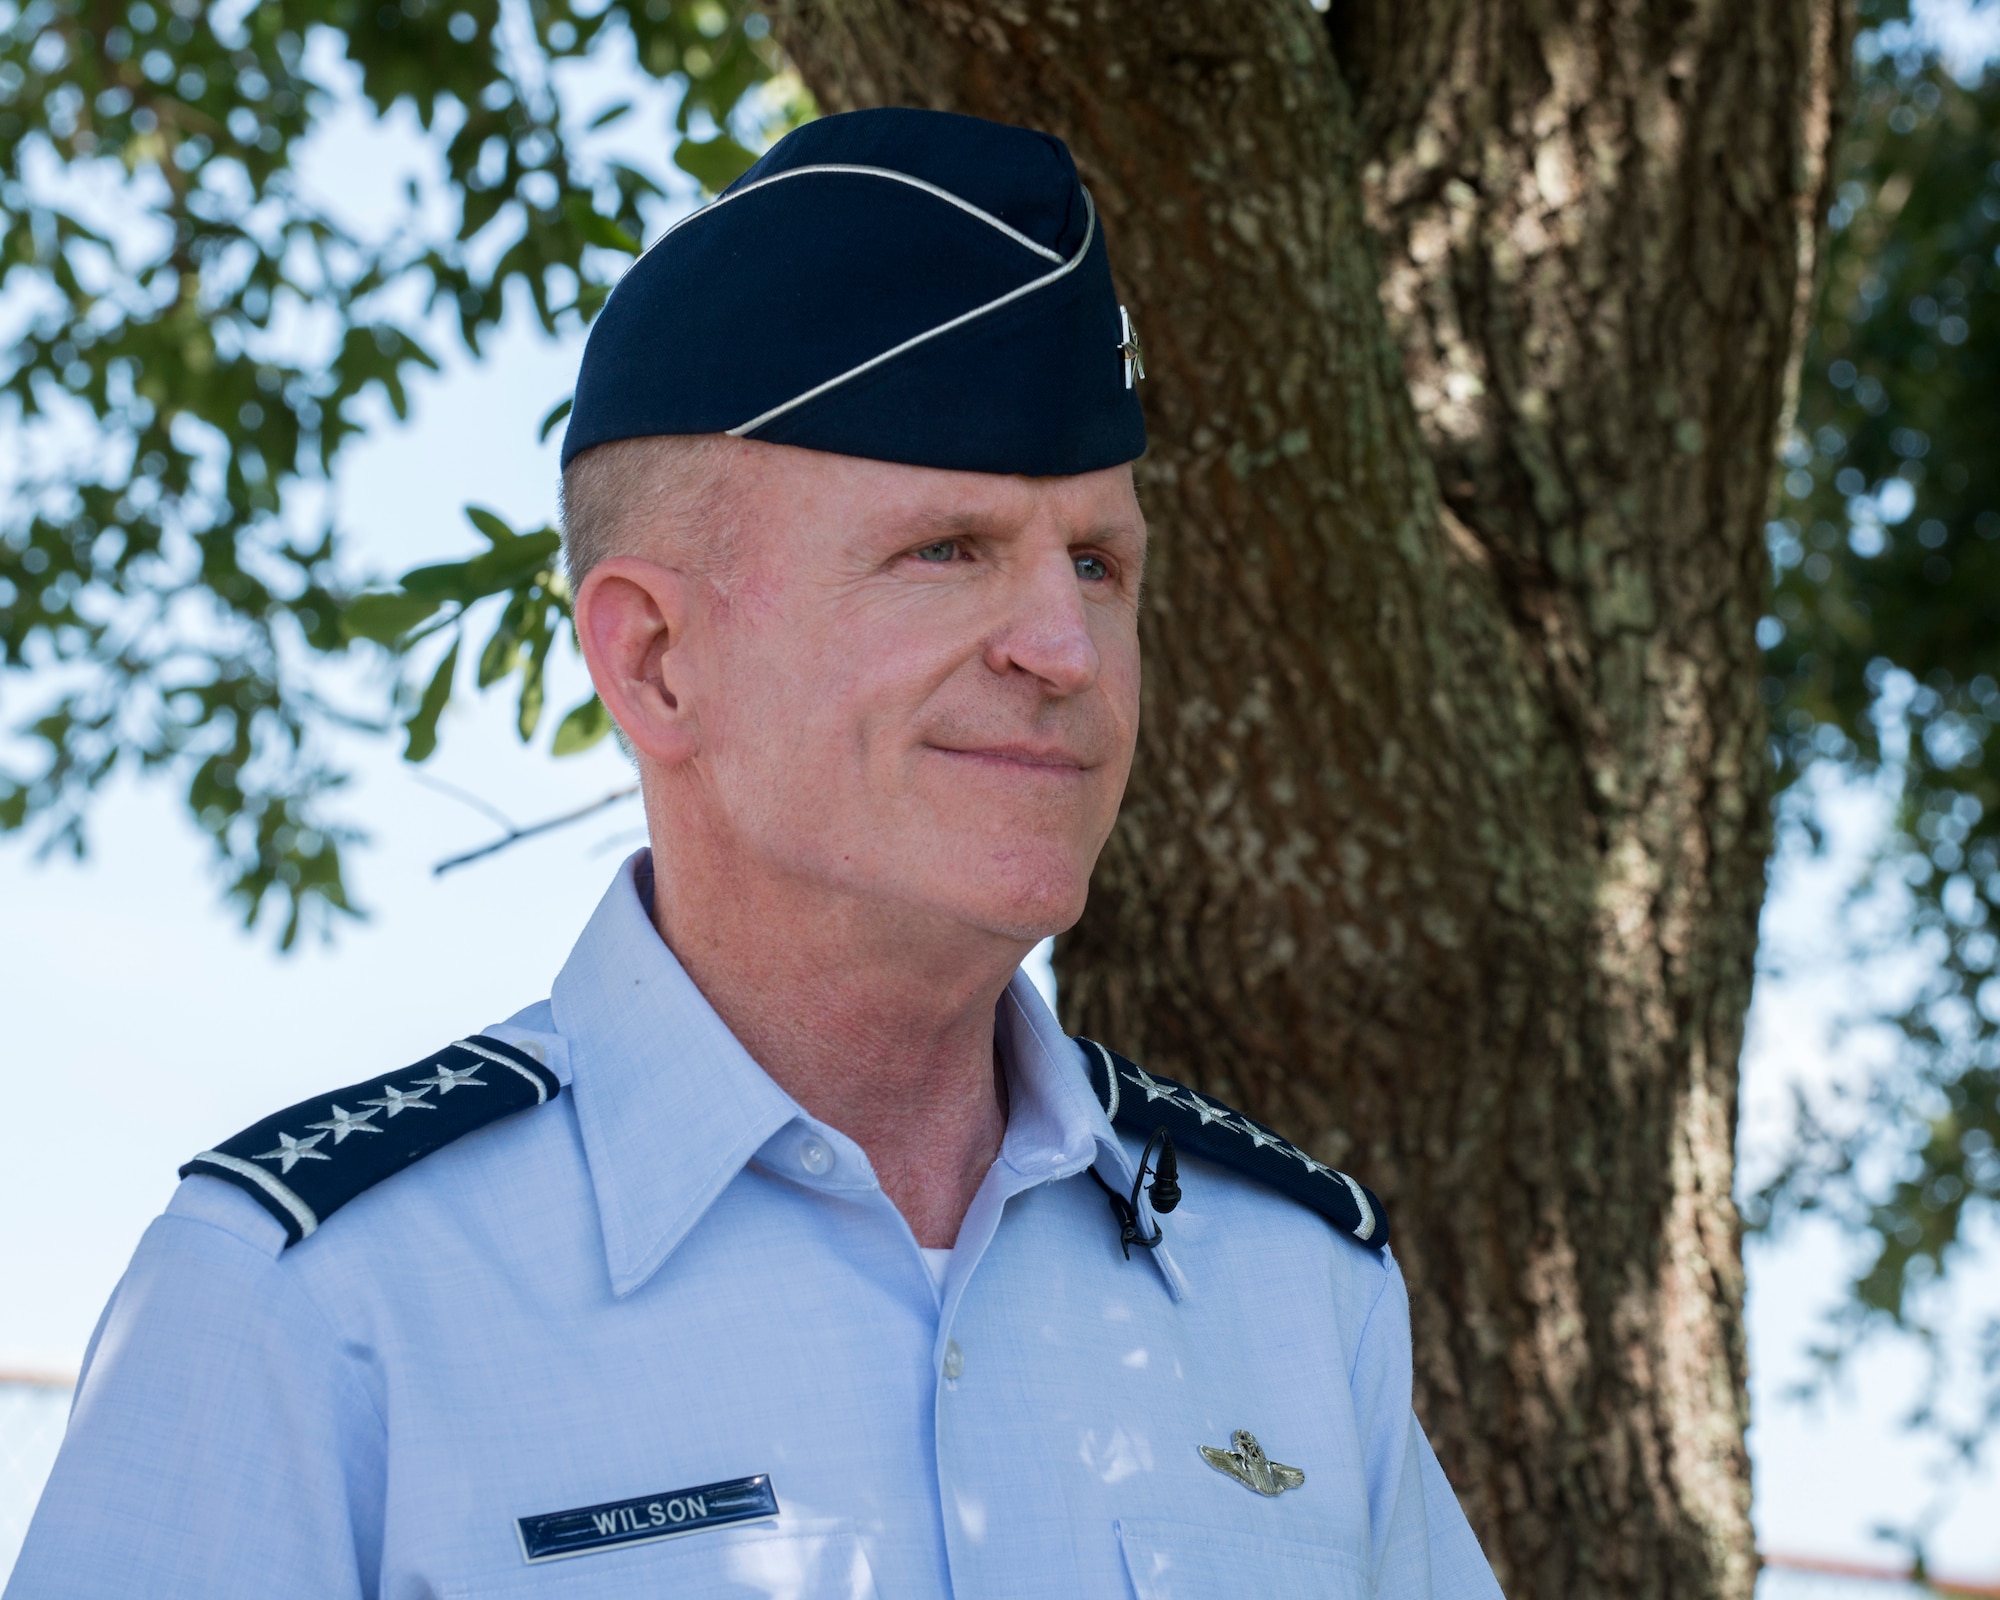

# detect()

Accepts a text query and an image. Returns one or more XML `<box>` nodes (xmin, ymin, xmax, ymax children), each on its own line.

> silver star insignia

<box><xmin>1122</xmin><ymin>1067</ymin><xmax>1182</xmax><ymax>1105</ymax></box>
<box><xmin>1118</xmin><ymin>304</ymin><xmax>1145</xmax><ymax>389</ymax></box>
<box><xmin>413</xmin><ymin>1062</ymin><xmax>486</xmax><ymax>1095</ymax></box>
<box><xmin>305</xmin><ymin>1104</ymin><xmax>382</xmax><ymax>1144</ymax></box>
<box><xmin>1232</xmin><ymin>1117</ymin><xmax>1285</xmax><ymax>1151</ymax></box>
<box><xmin>1185</xmin><ymin>1095</ymin><xmax>1232</xmax><ymax>1127</ymax></box>
<box><xmin>1200</xmin><ymin>1430</ymin><xmax>1305</xmax><ymax>1497</ymax></box>
<box><xmin>360</xmin><ymin>1083</ymin><xmax>436</xmax><ymax>1117</ymax></box>
<box><xmin>254</xmin><ymin>1130</ymin><xmax>331</xmax><ymax>1173</ymax></box>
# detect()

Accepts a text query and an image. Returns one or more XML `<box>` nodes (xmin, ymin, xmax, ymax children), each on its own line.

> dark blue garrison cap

<box><xmin>562</xmin><ymin>107</ymin><xmax>1147</xmax><ymax>477</ymax></box>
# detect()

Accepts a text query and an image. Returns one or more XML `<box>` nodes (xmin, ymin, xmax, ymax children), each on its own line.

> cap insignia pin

<box><xmin>1119</xmin><ymin>305</ymin><xmax>1145</xmax><ymax>389</ymax></box>
<box><xmin>1200</xmin><ymin>1430</ymin><xmax>1305</xmax><ymax>1497</ymax></box>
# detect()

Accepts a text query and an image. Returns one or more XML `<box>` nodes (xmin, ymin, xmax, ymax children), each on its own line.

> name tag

<box><xmin>516</xmin><ymin>1475</ymin><xmax>780</xmax><ymax>1563</ymax></box>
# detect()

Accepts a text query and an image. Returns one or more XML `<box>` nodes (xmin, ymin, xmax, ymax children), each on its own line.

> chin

<box><xmin>945</xmin><ymin>849</ymin><xmax>1093</xmax><ymax>944</ymax></box>
<box><xmin>863</xmin><ymin>801</ymin><xmax>1110</xmax><ymax>944</ymax></box>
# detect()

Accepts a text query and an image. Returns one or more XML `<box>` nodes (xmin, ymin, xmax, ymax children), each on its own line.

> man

<box><xmin>9</xmin><ymin>109</ymin><xmax>1503</xmax><ymax>1599</ymax></box>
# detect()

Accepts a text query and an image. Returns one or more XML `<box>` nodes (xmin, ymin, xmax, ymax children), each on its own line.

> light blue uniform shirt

<box><xmin>10</xmin><ymin>855</ymin><xmax>1502</xmax><ymax>1600</ymax></box>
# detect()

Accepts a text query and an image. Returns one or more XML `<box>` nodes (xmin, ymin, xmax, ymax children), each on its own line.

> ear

<box><xmin>574</xmin><ymin>555</ymin><xmax>701</xmax><ymax>767</ymax></box>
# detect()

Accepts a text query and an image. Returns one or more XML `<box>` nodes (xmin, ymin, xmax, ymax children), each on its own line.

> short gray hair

<box><xmin>558</xmin><ymin>434</ymin><xmax>743</xmax><ymax>591</ymax></box>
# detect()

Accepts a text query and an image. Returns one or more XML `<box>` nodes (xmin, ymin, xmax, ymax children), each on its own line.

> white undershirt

<box><xmin>920</xmin><ymin>1247</ymin><xmax>952</xmax><ymax>1295</ymax></box>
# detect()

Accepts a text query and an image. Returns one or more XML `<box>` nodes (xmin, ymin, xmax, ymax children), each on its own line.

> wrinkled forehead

<box><xmin>720</xmin><ymin>441</ymin><xmax>1147</xmax><ymax>555</ymax></box>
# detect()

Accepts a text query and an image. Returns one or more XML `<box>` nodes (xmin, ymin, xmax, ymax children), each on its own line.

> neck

<box><xmin>644</xmin><ymin>839</ymin><xmax>1024</xmax><ymax>1250</ymax></box>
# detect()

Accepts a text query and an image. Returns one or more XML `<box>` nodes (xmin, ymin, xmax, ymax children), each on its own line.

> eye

<box><xmin>912</xmin><ymin>540</ymin><xmax>960</xmax><ymax>564</ymax></box>
<box><xmin>1074</xmin><ymin>553</ymin><xmax>1110</xmax><ymax>581</ymax></box>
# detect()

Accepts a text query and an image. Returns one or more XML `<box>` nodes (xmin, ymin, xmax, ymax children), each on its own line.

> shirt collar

<box><xmin>994</xmin><ymin>968</ymin><xmax>1130</xmax><ymax>1187</ymax></box>
<box><xmin>551</xmin><ymin>853</ymin><xmax>799</xmax><ymax>1297</ymax></box>
<box><xmin>549</xmin><ymin>851</ymin><xmax>1133</xmax><ymax>1297</ymax></box>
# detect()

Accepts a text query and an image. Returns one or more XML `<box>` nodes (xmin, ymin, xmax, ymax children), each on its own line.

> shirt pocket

<box><xmin>440</xmin><ymin>1519</ymin><xmax>877</xmax><ymax>1599</ymax></box>
<box><xmin>1116</xmin><ymin>1516</ymin><xmax>1372</xmax><ymax>1600</ymax></box>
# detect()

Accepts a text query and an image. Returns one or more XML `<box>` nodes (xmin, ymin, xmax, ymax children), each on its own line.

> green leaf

<box><xmin>674</xmin><ymin>133</ymin><xmax>759</xmax><ymax>193</ymax></box>
<box><xmin>399</xmin><ymin>531</ymin><xmax>559</xmax><ymax>601</ymax></box>
<box><xmin>588</xmin><ymin>100</ymin><xmax>635</xmax><ymax>130</ymax></box>
<box><xmin>461</xmin><ymin>532</ymin><xmax>562</xmax><ymax>593</ymax></box>
<box><xmin>538</xmin><ymin>396</ymin><xmax>574</xmax><ymax>443</ymax></box>
<box><xmin>552</xmin><ymin>694</ymin><xmax>613</xmax><ymax>755</ymax></box>
<box><xmin>398</xmin><ymin>560</ymin><xmax>482</xmax><ymax>600</ymax></box>
<box><xmin>564</xmin><ymin>192</ymin><xmax>643</xmax><ymax>255</ymax></box>
<box><xmin>477</xmin><ymin>613</ymin><xmax>523</xmax><ymax>687</ymax></box>
<box><xmin>466</xmin><ymin>505</ymin><xmax>517</xmax><ymax>545</ymax></box>
<box><xmin>517</xmin><ymin>650</ymin><xmax>546</xmax><ymax>741</ymax></box>
<box><xmin>343</xmin><ymin>591</ymin><xmax>444</xmax><ymax>645</ymax></box>
<box><xmin>403</xmin><ymin>638</ymin><xmax>460</xmax><ymax>763</ymax></box>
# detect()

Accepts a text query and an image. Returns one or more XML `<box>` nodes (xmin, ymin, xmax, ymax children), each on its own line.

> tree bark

<box><xmin>769</xmin><ymin>2</ymin><xmax>1846</xmax><ymax>1597</ymax></box>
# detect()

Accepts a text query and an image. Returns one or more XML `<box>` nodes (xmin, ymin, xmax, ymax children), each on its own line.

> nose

<box><xmin>983</xmin><ymin>544</ymin><xmax>1101</xmax><ymax>696</ymax></box>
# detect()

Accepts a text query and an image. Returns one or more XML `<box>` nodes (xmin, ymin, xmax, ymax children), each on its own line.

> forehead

<box><xmin>728</xmin><ymin>440</ymin><xmax>1145</xmax><ymax>547</ymax></box>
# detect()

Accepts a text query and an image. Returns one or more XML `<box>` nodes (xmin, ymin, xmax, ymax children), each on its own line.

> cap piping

<box><xmin>725</xmin><ymin>188</ymin><xmax>1098</xmax><ymax>441</ymax></box>
<box><xmin>645</xmin><ymin>161</ymin><xmax>1069</xmax><ymax>265</ymax></box>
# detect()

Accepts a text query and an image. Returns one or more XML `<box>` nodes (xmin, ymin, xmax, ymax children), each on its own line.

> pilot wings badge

<box><xmin>1199</xmin><ymin>1430</ymin><xmax>1305</xmax><ymax>1497</ymax></box>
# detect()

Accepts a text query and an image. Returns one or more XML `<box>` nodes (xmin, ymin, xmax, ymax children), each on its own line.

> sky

<box><xmin>4</xmin><ymin>11</ymin><xmax>2000</xmax><ymax>1585</ymax></box>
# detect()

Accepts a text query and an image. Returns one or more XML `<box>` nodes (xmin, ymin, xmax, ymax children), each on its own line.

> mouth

<box><xmin>926</xmin><ymin>742</ymin><xmax>1092</xmax><ymax>774</ymax></box>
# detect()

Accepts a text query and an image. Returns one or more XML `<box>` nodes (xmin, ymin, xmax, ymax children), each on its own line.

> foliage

<box><xmin>1751</xmin><ymin>17</ymin><xmax>2000</xmax><ymax>1477</ymax></box>
<box><xmin>0</xmin><ymin>0</ymin><xmax>799</xmax><ymax>943</ymax></box>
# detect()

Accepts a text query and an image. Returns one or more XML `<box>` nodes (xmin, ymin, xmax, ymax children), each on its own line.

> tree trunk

<box><xmin>769</xmin><ymin>3</ymin><xmax>1847</xmax><ymax>1597</ymax></box>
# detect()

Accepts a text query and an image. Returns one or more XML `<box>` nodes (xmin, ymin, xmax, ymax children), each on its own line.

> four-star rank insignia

<box><xmin>181</xmin><ymin>1036</ymin><xmax>559</xmax><ymax>1246</ymax></box>
<box><xmin>1074</xmin><ymin>1037</ymin><xmax>1389</xmax><ymax>1253</ymax></box>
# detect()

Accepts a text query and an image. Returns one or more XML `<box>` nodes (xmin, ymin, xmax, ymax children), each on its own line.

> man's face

<box><xmin>673</xmin><ymin>444</ymin><xmax>1145</xmax><ymax>946</ymax></box>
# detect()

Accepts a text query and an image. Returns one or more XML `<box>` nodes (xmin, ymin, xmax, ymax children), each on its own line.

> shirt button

<box><xmin>798</xmin><ymin>1136</ymin><xmax>833</xmax><ymax>1176</ymax></box>
<box><xmin>942</xmin><ymin>1340</ymin><xmax>965</xmax><ymax>1379</ymax></box>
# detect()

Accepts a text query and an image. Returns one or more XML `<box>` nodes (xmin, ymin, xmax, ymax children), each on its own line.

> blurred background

<box><xmin>3</xmin><ymin>0</ymin><xmax>1999</xmax><ymax>1588</ymax></box>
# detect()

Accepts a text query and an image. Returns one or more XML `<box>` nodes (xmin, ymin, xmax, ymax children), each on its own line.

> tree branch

<box><xmin>431</xmin><ymin>784</ymin><xmax>640</xmax><ymax>875</ymax></box>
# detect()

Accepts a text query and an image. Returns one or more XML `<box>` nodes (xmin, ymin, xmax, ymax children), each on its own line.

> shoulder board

<box><xmin>1075</xmin><ymin>1037</ymin><xmax>1388</xmax><ymax>1254</ymax></box>
<box><xmin>179</xmin><ymin>1036</ymin><xmax>560</xmax><ymax>1248</ymax></box>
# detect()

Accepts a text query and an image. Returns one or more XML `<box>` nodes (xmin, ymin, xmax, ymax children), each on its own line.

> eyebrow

<box><xmin>895</xmin><ymin>507</ymin><xmax>1145</xmax><ymax>546</ymax></box>
<box><xmin>902</xmin><ymin>509</ymin><xmax>995</xmax><ymax>540</ymax></box>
